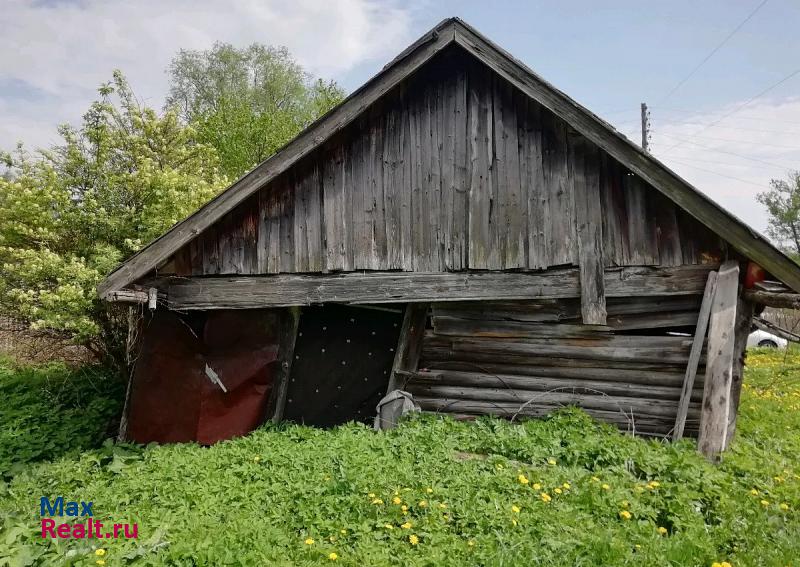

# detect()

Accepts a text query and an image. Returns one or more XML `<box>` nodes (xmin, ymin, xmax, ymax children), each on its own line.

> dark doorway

<box><xmin>283</xmin><ymin>304</ymin><xmax>404</xmax><ymax>427</ymax></box>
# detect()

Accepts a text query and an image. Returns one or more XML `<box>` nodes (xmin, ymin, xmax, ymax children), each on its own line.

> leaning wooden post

<box><xmin>698</xmin><ymin>260</ymin><xmax>740</xmax><ymax>460</ymax></box>
<box><xmin>267</xmin><ymin>306</ymin><xmax>301</xmax><ymax>423</ymax></box>
<box><xmin>673</xmin><ymin>270</ymin><xmax>717</xmax><ymax>441</ymax></box>
<box><xmin>386</xmin><ymin>303</ymin><xmax>429</xmax><ymax>394</ymax></box>
<box><xmin>725</xmin><ymin>296</ymin><xmax>755</xmax><ymax>447</ymax></box>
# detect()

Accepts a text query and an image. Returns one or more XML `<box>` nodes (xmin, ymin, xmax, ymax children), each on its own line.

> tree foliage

<box><xmin>757</xmin><ymin>171</ymin><xmax>800</xmax><ymax>260</ymax></box>
<box><xmin>167</xmin><ymin>43</ymin><xmax>344</xmax><ymax>179</ymax></box>
<box><xmin>0</xmin><ymin>72</ymin><xmax>227</xmax><ymax>361</ymax></box>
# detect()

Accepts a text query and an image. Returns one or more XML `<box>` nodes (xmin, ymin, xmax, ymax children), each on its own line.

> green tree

<box><xmin>757</xmin><ymin>171</ymin><xmax>800</xmax><ymax>261</ymax></box>
<box><xmin>0</xmin><ymin>72</ymin><xmax>227</xmax><ymax>364</ymax></box>
<box><xmin>167</xmin><ymin>43</ymin><xmax>345</xmax><ymax>179</ymax></box>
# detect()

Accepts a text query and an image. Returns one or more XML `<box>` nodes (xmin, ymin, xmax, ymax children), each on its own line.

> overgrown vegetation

<box><xmin>0</xmin><ymin>349</ymin><xmax>798</xmax><ymax>566</ymax></box>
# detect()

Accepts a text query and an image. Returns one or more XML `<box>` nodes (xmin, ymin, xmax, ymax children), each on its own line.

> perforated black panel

<box><xmin>283</xmin><ymin>305</ymin><xmax>403</xmax><ymax>427</ymax></box>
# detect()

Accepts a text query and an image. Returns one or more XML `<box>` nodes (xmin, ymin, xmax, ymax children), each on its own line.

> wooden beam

<box><xmin>752</xmin><ymin>316</ymin><xmax>800</xmax><ymax>343</ymax></box>
<box><xmin>96</xmin><ymin>20</ymin><xmax>457</xmax><ymax>298</ymax></box>
<box><xmin>697</xmin><ymin>260</ymin><xmax>739</xmax><ymax>460</ymax></box>
<box><xmin>574</xmin><ymin>141</ymin><xmax>607</xmax><ymax>324</ymax></box>
<box><xmin>726</xmin><ymin>297</ymin><xmax>755</xmax><ymax>448</ymax></box>
<box><xmin>744</xmin><ymin>289</ymin><xmax>800</xmax><ymax>309</ymax></box>
<box><xmin>157</xmin><ymin>265</ymin><xmax>714</xmax><ymax>310</ymax></box>
<box><xmin>265</xmin><ymin>307</ymin><xmax>301</xmax><ymax>422</ymax></box>
<box><xmin>674</xmin><ymin>270</ymin><xmax>717</xmax><ymax>441</ymax></box>
<box><xmin>387</xmin><ymin>304</ymin><xmax>429</xmax><ymax>393</ymax></box>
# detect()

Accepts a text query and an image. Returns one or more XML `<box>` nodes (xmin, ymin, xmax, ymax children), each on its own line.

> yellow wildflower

<box><xmin>621</xmin><ymin>500</ymin><xmax>629</xmax><ymax>508</ymax></box>
<box><xmin>419</xmin><ymin>500</ymin><xmax>428</xmax><ymax>507</ymax></box>
<box><xmin>601</xmin><ymin>484</ymin><xmax>610</xmax><ymax>490</ymax></box>
<box><xmin>384</xmin><ymin>524</ymin><xmax>394</xmax><ymax>530</ymax></box>
<box><xmin>401</xmin><ymin>505</ymin><xmax>409</xmax><ymax>512</ymax></box>
<box><xmin>760</xmin><ymin>499</ymin><xmax>770</xmax><ymax>507</ymax></box>
<box><xmin>532</xmin><ymin>483</ymin><xmax>542</xmax><ymax>491</ymax></box>
<box><xmin>438</xmin><ymin>503</ymin><xmax>447</xmax><ymax>509</ymax></box>
<box><xmin>305</xmin><ymin>538</ymin><xmax>315</xmax><ymax>545</ymax></box>
<box><xmin>634</xmin><ymin>485</ymin><xmax>644</xmax><ymax>493</ymax></box>
<box><xmin>750</xmin><ymin>489</ymin><xmax>758</xmax><ymax>496</ymax></box>
<box><xmin>340</xmin><ymin>529</ymin><xmax>347</xmax><ymax>535</ymax></box>
<box><xmin>540</xmin><ymin>492</ymin><xmax>552</xmax><ymax>503</ymax></box>
<box><xmin>426</xmin><ymin>487</ymin><xmax>434</xmax><ymax>493</ymax></box>
<box><xmin>511</xmin><ymin>505</ymin><xmax>521</xmax><ymax>513</ymax></box>
<box><xmin>512</xmin><ymin>518</ymin><xmax>518</xmax><ymax>526</ymax></box>
<box><xmin>554</xmin><ymin>488</ymin><xmax>562</xmax><ymax>495</ymax></box>
<box><xmin>392</xmin><ymin>496</ymin><xmax>402</xmax><ymax>505</ymax></box>
<box><xmin>329</xmin><ymin>535</ymin><xmax>336</xmax><ymax>543</ymax></box>
<box><xmin>372</xmin><ymin>498</ymin><xmax>383</xmax><ymax>505</ymax></box>
<box><xmin>563</xmin><ymin>482</ymin><xmax>571</xmax><ymax>490</ymax></box>
<box><xmin>96</xmin><ymin>562</ymin><xmax>105</xmax><ymax>567</ymax></box>
<box><xmin>495</xmin><ymin>463</ymin><xmax>504</xmax><ymax>470</ymax></box>
<box><xmin>780</xmin><ymin>503</ymin><xmax>789</xmax><ymax>511</ymax></box>
<box><xmin>95</xmin><ymin>550</ymin><xmax>106</xmax><ymax>557</ymax></box>
<box><xmin>329</xmin><ymin>552</ymin><xmax>339</xmax><ymax>561</ymax></box>
<box><xmin>467</xmin><ymin>540</ymin><xmax>475</xmax><ymax>547</ymax></box>
<box><xmin>409</xmin><ymin>534</ymin><xmax>419</xmax><ymax>545</ymax></box>
<box><xmin>401</xmin><ymin>522</ymin><xmax>412</xmax><ymax>529</ymax></box>
<box><xmin>591</xmin><ymin>476</ymin><xmax>600</xmax><ymax>482</ymax></box>
<box><xmin>368</xmin><ymin>493</ymin><xmax>376</xmax><ymax>498</ymax></box>
<box><xmin>547</xmin><ymin>458</ymin><xmax>557</xmax><ymax>466</ymax></box>
<box><xmin>657</xmin><ymin>527</ymin><xmax>668</xmax><ymax>535</ymax></box>
<box><xmin>619</xmin><ymin>510</ymin><xmax>632</xmax><ymax>520</ymax></box>
<box><xmin>518</xmin><ymin>474</ymin><xmax>529</xmax><ymax>485</ymax></box>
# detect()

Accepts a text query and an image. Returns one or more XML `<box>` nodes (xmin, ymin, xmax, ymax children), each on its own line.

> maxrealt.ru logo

<box><xmin>40</xmin><ymin>497</ymin><xmax>138</xmax><ymax>539</ymax></box>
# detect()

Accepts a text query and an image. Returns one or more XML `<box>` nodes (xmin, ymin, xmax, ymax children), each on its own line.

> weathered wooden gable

<box><xmin>164</xmin><ymin>48</ymin><xmax>723</xmax><ymax>278</ymax></box>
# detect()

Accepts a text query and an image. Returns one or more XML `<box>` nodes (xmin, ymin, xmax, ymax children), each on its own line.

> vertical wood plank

<box><xmin>574</xmin><ymin>139</ymin><xmax>607</xmax><ymax>324</ymax></box>
<box><xmin>651</xmin><ymin>193</ymin><xmax>683</xmax><ymax>266</ymax></box>
<box><xmin>278</xmin><ymin>178</ymin><xmax>295</xmax><ymax>273</ymax></box>
<box><xmin>725</xmin><ymin>296</ymin><xmax>755</xmax><ymax>447</ymax></box>
<box><xmin>698</xmin><ymin>260</ymin><xmax>740</xmax><ymax>460</ymax></box>
<box><xmin>441</xmin><ymin>72</ymin><xmax>457</xmax><ymax>270</ymax></box>
<box><xmin>599</xmin><ymin>156</ymin><xmax>628</xmax><ymax>267</ymax></box>
<box><xmin>674</xmin><ymin>270</ymin><xmax>717</xmax><ymax>440</ymax></box>
<box><xmin>452</xmin><ymin>69</ymin><xmax>469</xmax><ymax>270</ymax></box>
<box><xmin>542</xmin><ymin>113</ymin><xmax>576</xmax><ymax>266</ymax></box>
<box><xmin>521</xmin><ymin>100</ymin><xmax>547</xmax><ymax>269</ymax></box>
<box><xmin>386</xmin><ymin>303</ymin><xmax>430</xmax><ymax>395</ymax></box>
<box><xmin>267</xmin><ymin>306</ymin><xmax>302</xmax><ymax>422</ymax></box>
<box><xmin>467</xmin><ymin>66</ymin><xmax>492</xmax><ymax>269</ymax></box>
<box><xmin>383</xmin><ymin>103</ymin><xmax>401</xmax><ymax>269</ymax></box>
<box><xmin>624</xmin><ymin>173</ymin><xmax>657</xmax><ymax>265</ymax></box>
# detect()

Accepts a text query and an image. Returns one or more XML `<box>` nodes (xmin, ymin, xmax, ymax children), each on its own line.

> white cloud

<box><xmin>0</xmin><ymin>0</ymin><xmax>413</xmax><ymax>149</ymax></box>
<box><xmin>647</xmin><ymin>97</ymin><xmax>800</xmax><ymax>236</ymax></box>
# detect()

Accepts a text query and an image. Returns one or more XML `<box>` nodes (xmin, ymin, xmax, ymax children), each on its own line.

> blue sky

<box><xmin>2</xmin><ymin>0</ymin><xmax>799</xmax><ymax>234</ymax></box>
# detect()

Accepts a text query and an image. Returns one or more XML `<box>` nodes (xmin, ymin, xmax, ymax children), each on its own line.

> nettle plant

<box><xmin>0</xmin><ymin>72</ymin><xmax>227</xmax><ymax>364</ymax></box>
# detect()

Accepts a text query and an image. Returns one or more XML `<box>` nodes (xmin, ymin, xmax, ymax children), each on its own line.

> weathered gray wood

<box><xmin>266</xmin><ymin>306</ymin><xmax>301</xmax><ymax>422</ymax></box>
<box><xmin>674</xmin><ymin>270</ymin><xmax>717</xmax><ymax>441</ymax></box>
<box><xmin>467</xmin><ymin>65</ymin><xmax>493</xmax><ymax>269</ymax></box>
<box><xmin>542</xmin><ymin>112</ymin><xmax>576</xmax><ymax>266</ymax></box>
<box><xmin>726</xmin><ymin>297</ymin><xmax>755</xmax><ymax>447</ymax></box>
<box><xmin>161</xmin><ymin>265</ymin><xmax>713</xmax><ymax>309</ymax></box>
<box><xmin>408</xmin><ymin>370</ymin><xmax>701</xmax><ymax>402</ymax></box>
<box><xmin>698</xmin><ymin>260</ymin><xmax>739</xmax><ymax>459</ymax></box>
<box><xmin>752</xmin><ymin>316</ymin><xmax>800</xmax><ymax>343</ymax></box>
<box><xmin>573</xmin><ymin>140</ymin><xmax>607</xmax><ymax>324</ymax></box>
<box><xmin>743</xmin><ymin>289</ymin><xmax>800</xmax><ymax>309</ymax></box>
<box><xmin>431</xmin><ymin>316</ymin><xmax>610</xmax><ymax>338</ymax></box>
<box><xmin>386</xmin><ymin>303</ymin><xmax>429</xmax><ymax>395</ymax></box>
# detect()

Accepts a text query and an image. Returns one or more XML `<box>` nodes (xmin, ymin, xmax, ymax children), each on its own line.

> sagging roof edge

<box><xmin>98</xmin><ymin>17</ymin><xmax>800</xmax><ymax>297</ymax></box>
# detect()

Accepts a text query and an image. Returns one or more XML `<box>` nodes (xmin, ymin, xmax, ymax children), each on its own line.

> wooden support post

<box><xmin>387</xmin><ymin>303</ymin><xmax>429</xmax><ymax>394</ymax></box>
<box><xmin>266</xmin><ymin>306</ymin><xmax>301</xmax><ymax>422</ymax></box>
<box><xmin>698</xmin><ymin>260</ymin><xmax>739</xmax><ymax>460</ymax></box>
<box><xmin>726</xmin><ymin>296</ymin><xmax>754</xmax><ymax>448</ymax></box>
<box><xmin>674</xmin><ymin>270</ymin><xmax>717</xmax><ymax>441</ymax></box>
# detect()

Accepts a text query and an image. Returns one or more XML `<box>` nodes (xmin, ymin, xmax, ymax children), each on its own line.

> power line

<box><xmin>657</xmin><ymin>134</ymin><xmax>795</xmax><ymax>170</ymax></box>
<box><xmin>657</xmin><ymin>131</ymin><xmax>800</xmax><ymax>151</ymax></box>
<box><xmin>666</xmin><ymin>157</ymin><xmax>771</xmax><ymax>188</ymax></box>
<box><xmin>651</xmin><ymin>105</ymin><xmax>800</xmax><ymax>127</ymax></box>
<box><xmin>659</xmin><ymin>0</ymin><xmax>769</xmax><ymax>103</ymax></box>
<box><xmin>650</xmin><ymin>118</ymin><xmax>800</xmax><ymax>136</ymax></box>
<box><xmin>662</xmin><ymin>66</ymin><xmax>800</xmax><ymax>151</ymax></box>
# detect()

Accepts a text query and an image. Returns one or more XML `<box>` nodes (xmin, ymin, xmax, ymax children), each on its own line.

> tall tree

<box><xmin>757</xmin><ymin>171</ymin><xmax>800</xmax><ymax>260</ymax></box>
<box><xmin>167</xmin><ymin>43</ymin><xmax>345</xmax><ymax>179</ymax></box>
<box><xmin>0</xmin><ymin>72</ymin><xmax>227</xmax><ymax>364</ymax></box>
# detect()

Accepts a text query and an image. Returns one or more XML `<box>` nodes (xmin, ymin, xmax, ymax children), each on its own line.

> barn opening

<box><xmin>283</xmin><ymin>304</ymin><xmax>405</xmax><ymax>427</ymax></box>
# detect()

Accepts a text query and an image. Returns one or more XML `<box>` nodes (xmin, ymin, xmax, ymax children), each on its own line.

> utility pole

<box><xmin>640</xmin><ymin>102</ymin><xmax>651</xmax><ymax>152</ymax></box>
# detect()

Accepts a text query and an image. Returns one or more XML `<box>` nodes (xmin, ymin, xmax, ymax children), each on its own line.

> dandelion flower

<box><xmin>547</xmin><ymin>458</ymin><xmax>557</xmax><ymax>466</ymax></box>
<box><xmin>749</xmin><ymin>489</ymin><xmax>758</xmax><ymax>496</ymax></box>
<box><xmin>384</xmin><ymin>524</ymin><xmax>394</xmax><ymax>530</ymax></box>
<box><xmin>467</xmin><ymin>540</ymin><xmax>475</xmax><ymax>547</ymax></box>
<box><xmin>401</xmin><ymin>505</ymin><xmax>409</xmax><ymax>512</ymax></box>
<box><xmin>495</xmin><ymin>463</ymin><xmax>504</xmax><ymax>470</ymax></box>
<box><xmin>760</xmin><ymin>499</ymin><xmax>770</xmax><ymax>507</ymax></box>
<box><xmin>372</xmin><ymin>498</ymin><xmax>384</xmax><ymax>505</ymax></box>
<box><xmin>511</xmin><ymin>505</ymin><xmax>521</xmax><ymax>513</ymax></box>
<box><xmin>518</xmin><ymin>474</ymin><xmax>529</xmax><ymax>485</ymax></box>
<box><xmin>340</xmin><ymin>529</ymin><xmax>347</xmax><ymax>535</ymax></box>
<box><xmin>554</xmin><ymin>488</ymin><xmax>562</xmax><ymax>495</ymax></box>
<box><xmin>95</xmin><ymin>550</ymin><xmax>106</xmax><ymax>557</ymax></box>
<box><xmin>591</xmin><ymin>476</ymin><xmax>600</xmax><ymax>482</ymax></box>
<box><xmin>305</xmin><ymin>538</ymin><xmax>315</xmax><ymax>545</ymax></box>
<box><xmin>532</xmin><ymin>483</ymin><xmax>542</xmax><ymax>490</ymax></box>
<box><xmin>601</xmin><ymin>484</ymin><xmax>610</xmax><ymax>491</ymax></box>
<box><xmin>426</xmin><ymin>487</ymin><xmax>434</xmax><ymax>494</ymax></box>
<box><xmin>392</xmin><ymin>496</ymin><xmax>402</xmax><ymax>505</ymax></box>
<box><xmin>540</xmin><ymin>492</ymin><xmax>552</xmax><ymax>503</ymax></box>
<box><xmin>401</xmin><ymin>522</ymin><xmax>412</xmax><ymax>529</ymax></box>
<box><xmin>419</xmin><ymin>500</ymin><xmax>428</xmax><ymax>507</ymax></box>
<box><xmin>329</xmin><ymin>552</ymin><xmax>339</xmax><ymax>561</ymax></box>
<box><xmin>409</xmin><ymin>534</ymin><xmax>419</xmax><ymax>545</ymax></box>
<box><xmin>619</xmin><ymin>510</ymin><xmax>632</xmax><ymax>520</ymax></box>
<box><xmin>329</xmin><ymin>535</ymin><xmax>336</xmax><ymax>543</ymax></box>
<box><xmin>563</xmin><ymin>482</ymin><xmax>571</xmax><ymax>490</ymax></box>
<box><xmin>621</xmin><ymin>500</ymin><xmax>629</xmax><ymax>508</ymax></box>
<box><xmin>368</xmin><ymin>493</ymin><xmax>376</xmax><ymax>498</ymax></box>
<box><xmin>657</xmin><ymin>527</ymin><xmax>668</xmax><ymax>535</ymax></box>
<box><xmin>780</xmin><ymin>503</ymin><xmax>789</xmax><ymax>511</ymax></box>
<box><xmin>439</xmin><ymin>503</ymin><xmax>447</xmax><ymax>509</ymax></box>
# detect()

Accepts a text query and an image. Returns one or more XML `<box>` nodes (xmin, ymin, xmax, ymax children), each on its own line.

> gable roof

<box><xmin>98</xmin><ymin>17</ymin><xmax>800</xmax><ymax>297</ymax></box>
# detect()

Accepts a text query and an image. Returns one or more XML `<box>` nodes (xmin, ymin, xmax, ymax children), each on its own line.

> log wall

<box><xmin>163</xmin><ymin>49</ymin><xmax>724</xmax><ymax>278</ymax></box>
<box><xmin>406</xmin><ymin>295</ymin><xmax>707</xmax><ymax>437</ymax></box>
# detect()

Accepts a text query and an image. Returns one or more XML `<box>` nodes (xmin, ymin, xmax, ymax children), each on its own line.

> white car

<box><xmin>747</xmin><ymin>329</ymin><xmax>788</xmax><ymax>349</ymax></box>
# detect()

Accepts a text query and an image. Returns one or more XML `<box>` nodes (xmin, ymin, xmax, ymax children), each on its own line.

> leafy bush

<box><xmin>0</xmin><ymin>350</ymin><xmax>798</xmax><ymax>566</ymax></box>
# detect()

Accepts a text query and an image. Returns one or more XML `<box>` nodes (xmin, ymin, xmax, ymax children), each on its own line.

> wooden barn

<box><xmin>99</xmin><ymin>18</ymin><xmax>800</xmax><ymax>459</ymax></box>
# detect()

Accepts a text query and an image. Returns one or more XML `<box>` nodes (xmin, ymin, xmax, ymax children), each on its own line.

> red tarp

<box><xmin>126</xmin><ymin>310</ymin><xmax>280</xmax><ymax>444</ymax></box>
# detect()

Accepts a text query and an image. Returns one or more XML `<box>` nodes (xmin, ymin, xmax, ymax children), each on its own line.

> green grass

<box><xmin>0</xmin><ymin>350</ymin><xmax>798</xmax><ymax>566</ymax></box>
